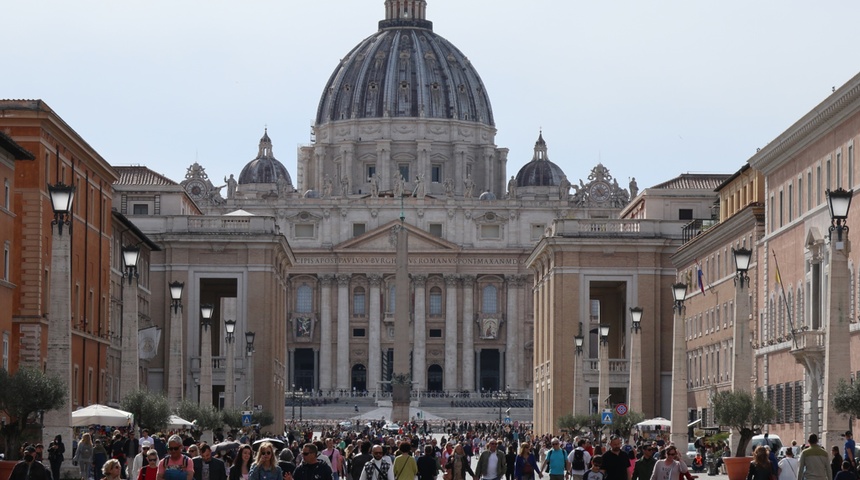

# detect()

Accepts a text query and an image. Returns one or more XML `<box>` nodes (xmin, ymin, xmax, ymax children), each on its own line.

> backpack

<box><xmin>571</xmin><ymin>449</ymin><xmax>586</xmax><ymax>471</ymax></box>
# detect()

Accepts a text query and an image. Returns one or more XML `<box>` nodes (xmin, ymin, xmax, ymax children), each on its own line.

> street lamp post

<box><xmin>823</xmin><ymin>188</ymin><xmax>854</xmax><ymax>447</ymax></box>
<box><xmin>494</xmin><ymin>385</ymin><xmax>511</xmax><ymax>423</ymax></box>
<box><xmin>670</xmin><ymin>282</ymin><xmax>688</xmax><ymax>448</ymax></box>
<box><xmin>119</xmin><ymin>245</ymin><xmax>141</xmax><ymax>400</ymax></box>
<box><xmin>199</xmin><ymin>304</ymin><xmax>214</xmax><ymax>407</ymax></box>
<box><xmin>167</xmin><ymin>281</ymin><xmax>185</xmax><ymax>403</ymax></box>
<box><xmin>573</xmin><ymin>333</ymin><xmax>586</xmax><ymax>415</ymax></box>
<box><xmin>598</xmin><ymin>324</ymin><xmax>610</xmax><ymax>412</ymax></box>
<box><xmin>290</xmin><ymin>383</ymin><xmax>297</xmax><ymax>421</ymax></box>
<box><xmin>245</xmin><ymin>331</ymin><xmax>255</xmax><ymax>410</ymax></box>
<box><xmin>730</xmin><ymin>248</ymin><xmax>753</xmax><ymax>394</ymax></box>
<box><xmin>628</xmin><ymin>307</ymin><xmax>643</xmax><ymax>413</ymax></box>
<box><xmin>224</xmin><ymin>318</ymin><xmax>236</xmax><ymax>409</ymax></box>
<box><xmin>42</xmin><ymin>182</ymin><xmax>75</xmax><ymax>447</ymax></box>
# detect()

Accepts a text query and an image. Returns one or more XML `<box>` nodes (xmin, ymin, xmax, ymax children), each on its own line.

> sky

<box><xmin>4</xmin><ymin>0</ymin><xmax>860</xmax><ymax>191</ymax></box>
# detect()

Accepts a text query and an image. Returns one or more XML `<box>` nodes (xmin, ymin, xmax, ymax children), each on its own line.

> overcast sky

<box><xmin>4</xmin><ymin>0</ymin><xmax>860</xmax><ymax>191</ymax></box>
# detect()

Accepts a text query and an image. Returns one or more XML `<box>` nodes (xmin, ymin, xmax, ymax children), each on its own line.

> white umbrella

<box><xmin>167</xmin><ymin>415</ymin><xmax>194</xmax><ymax>428</ymax></box>
<box><xmin>635</xmin><ymin>417</ymin><xmax>672</xmax><ymax>430</ymax></box>
<box><xmin>71</xmin><ymin>404</ymin><xmax>133</xmax><ymax>427</ymax></box>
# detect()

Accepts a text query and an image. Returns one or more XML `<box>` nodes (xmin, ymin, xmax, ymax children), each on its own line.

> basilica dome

<box><xmin>238</xmin><ymin>129</ymin><xmax>292</xmax><ymax>185</ymax></box>
<box><xmin>516</xmin><ymin>133</ymin><xmax>566</xmax><ymax>187</ymax></box>
<box><xmin>315</xmin><ymin>1</ymin><xmax>494</xmax><ymax>126</ymax></box>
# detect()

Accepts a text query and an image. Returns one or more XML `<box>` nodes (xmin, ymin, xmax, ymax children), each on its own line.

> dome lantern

<box><xmin>380</xmin><ymin>0</ymin><xmax>432</xmax><ymax>30</ymax></box>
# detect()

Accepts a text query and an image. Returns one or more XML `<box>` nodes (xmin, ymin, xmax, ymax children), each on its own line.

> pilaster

<box><xmin>319</xmin><ymin>274</ymin><xmax>334</xmax><ymax>391</ymax></box>
<box><xmin>336</xmin><ymin>274</ymin><xmax>351</xmax><ymax>390</ymax></box>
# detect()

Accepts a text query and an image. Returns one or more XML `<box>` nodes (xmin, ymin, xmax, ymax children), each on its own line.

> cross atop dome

<box><xmin>380</xmin><ymin>0</ymin><xmax>432</xmax><ymax>30</ymax></box>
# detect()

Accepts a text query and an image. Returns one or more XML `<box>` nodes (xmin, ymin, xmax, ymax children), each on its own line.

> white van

<box><xmin>747</xmin><ymin>434</ymin><xmax>783</xmax><ymax>456</ymax></box>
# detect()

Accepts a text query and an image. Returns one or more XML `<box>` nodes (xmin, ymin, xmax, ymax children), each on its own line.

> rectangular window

<box><xmin>798</xmin><ymin>177</ymin><xmax>803</xmax><ymax>215</ymax></box>
<box><xmin>429</xmin><ymin>329</ymin><xmax>443</xmax><ymax>338</ymax></box>
<box><xmin>366</xmin><ymin>164</ymin><xmax>376</xmax><ymax>181</ymax></box>
<box><xmin>788</xmin><ymin>184</ymin><xmax>793</xmax><ymax>221</ymax></box>
<box><xmin>353</xmin><ymin>290</ymin><xmax>366</xmax><ymax>316</ymax></box>
<box><xmin>429</xmin><ymin>289</ymin><xmax>443</xmax><ymax>315</ymax></box>
<box><xmin>295</xmin><ymin>224</ymin><xmax>315</xmax><ymax>238</ymax></box>
<box><xmin>398</xmin><ymin>164</ymin><xmax>410</xmax><ymax>182</ymax></box>
<box><xmin>480</xmin><ymin>224</ymin><xmax>501</xmax><ymax>239</ymax></box>
<box><xmin>3</xmin><ymin>242</ymin><xmax>8</xmax><ymax>281</ymax></box>
<box><xmin>352</xmin><ymin>328</ymin><xmax>366</xmax><ymax>337</ymax></box>
<box><xmin>779</xmin><ymin>190</ymin><xmax>784</xmax><ymax>227</ymax></box>
<box><xmin>850</xmin><ymin>145</ymin><xmax>855</xmax><ymax>187</ymax></box>
<box><xmin>132</xmin><ymin>204</ymin><xmax>149</xmax><ymax>215</ymax></box>
<box><xmin>1</xmin><ymin>333</ymin><xmax>8</xmax><ymax>371</ymax></box>
<box><xmin>428</xmin><ymin>223</ymin><xmax>443</xmax><ymax>237</ymax></box>
<box><xmin>826</xmin><ymin>159</ymin><xmax>832</xmax><ymax>192</ymax></box>
<box><xmin>837</xmin><ymin>152</ymin><xmax>843</xmax><ymax>188</ymax></box>
<box><xmin>431</xmin><ymin>164</ymin><xmax>442</xmax><ymax>183</ymax></box>
<box><xmin>808</xmin><ymin>171</ymin><xmax>813</xmax><ymax>211</ymax></box>
<box><xmin>678</xmin><ymin>209</ymin><xmax>693</xmax><ymax>220</ymax></box>
<box><xmin>817</xmin><ymin>165</ymin><xmax>823</xmax><ymax>204</ymax></box>
<box><xmin>3</xmin><ymin>179</ymin><xmax>8</xmax><ymax>209</ymax></box>
<box><xmin>353</xmin><ymin>223</ymin><xmax>366</xmax><ymax>237</ymax></box>
<box><xmin>296</xmin><ymin>285</ymin><xmax>313</xmax><ymax>313</ymax></box>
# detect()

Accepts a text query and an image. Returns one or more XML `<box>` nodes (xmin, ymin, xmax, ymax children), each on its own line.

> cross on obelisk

<box><xmin>390</xmin><ymin>207</ymin><xmax>412</xmax><ymax>423</ymax></box>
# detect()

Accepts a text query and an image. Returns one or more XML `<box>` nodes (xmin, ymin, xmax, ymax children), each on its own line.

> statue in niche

<box><xmin>322</xmin><ymin>175</ymin><xmax>333</xmax><ymax>198</ymax></box>
<box><xmin>393</xmin><ymin>175</ymin><xmax>405</xmax><ymax>197</ymax></box>
<box><xmin>340</xmin><ymin>175</ymin><xmax>350</xmax><ymax>197</ymax></box>
<box><xmin>444</xmin><ymin>178</ymin><xmax>455</xmax><ymax>197</ymax></box>
<box><xmin>412</xmin><ymin>174</ymin><xmax>426</xmax><ymax>199</ymax></box>
<box><xmin>463</xmin><ymin>175</ymin><xmax>475</xmax><ymax>198</ymax></box>
<box><xmin>370</xmin><ymin>173</ymin><xmax>380</xmax><ymax>198</ymax></box>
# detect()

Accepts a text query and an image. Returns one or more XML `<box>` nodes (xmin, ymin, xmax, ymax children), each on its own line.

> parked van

<box><xmin>747</xmin><ymin>434</ymin><xmax>783</xmax><ymax>456</ymax></box>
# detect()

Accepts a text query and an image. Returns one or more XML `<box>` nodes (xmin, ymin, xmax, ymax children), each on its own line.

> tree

<box><xmin>558</xmin><ymin>413</ymin><xmax>602</xmax><ymax>439</ymax></box>
<box><xmin>0</xmin><ymin>368</ymin><xmax>66</xmax><ymax>459</ymax></box>
<box><xmin>220</xmin><ymin>409</ymin><xmax>244</xmax><ymax>430</ymax></box>
<box><xmin>833</xmin><ymin>379</ymin><xmax>860</xmax><ymax>418</ymax></box>
<box><xmin>121</xmin><ymin>390</ymin><xmax>170</xmax><ymax>433</ymax></box>
<box><xmin>712</xmin><ymin>390</ymin><xmax>776</xmax><ymax>457</ymax></box>
<box><xmin>611</xmin><ymin>411</ymin><xmax>645</xmax><ymax>440</ymax></box>
<box><xmin>252</xmin><ymin>411</ymin><xmax>274</xmax><ymax>429</ymax></box>
<box><xmin>174</xmin><ymin>401</ymin><xmax>223</xmax><ymax>432</ymax></box>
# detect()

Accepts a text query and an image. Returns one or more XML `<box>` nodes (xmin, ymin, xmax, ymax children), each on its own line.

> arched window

<box><xmin>297</xmin><ymin>284</ymin><xmax>313</xmax><ymax>313</ymax></box>
<box><xmin>429</xmin><ymin>287</ymin><xmax>443</xmax><ymax>315</ymax></box>
<box><xmin>353</xmin><ymin>287</ymin><xmax>366</xmax><ymax>316</ymax></box>
<box><xmin>482</xmin><ymin>285</ymin><xmax>498</xmax><ymax>314</ymax></box>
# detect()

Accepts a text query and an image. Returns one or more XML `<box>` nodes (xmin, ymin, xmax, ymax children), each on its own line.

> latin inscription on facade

<box><xmin>295</xmin><ymin>256</ymin><xmax>521</xmax><ymax>265</ymax></box>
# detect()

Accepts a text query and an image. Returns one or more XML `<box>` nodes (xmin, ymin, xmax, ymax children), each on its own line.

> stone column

<box><xmin>120</xmin><ymin>278</ymin><xmax>140</xmax><ymax>400</ymax></box>
<box><xmin>598</xmin><ymin>335</ymin><xmax>609</xmax><ymax>413</ymax></box>
<box><xmin>670</xmin><ymin>302</ymin><xmax>688</xmax><ymax>448</ymax></box>
<box><xmin>336</xmin><ymin>274</ymin><xmax>351</xmax><ymax>391</ymax></box>
<box><xmin>444</xmin><ymin>275</ymin><xmax>459</xmax><ymax>391</ymax></box>
<box><xmin>199</xmin><ymin>318</ymin><xmax>213</xmax><ymax>407</ymax></box>
<box><xmin>319</xmin><ymin>275</ymin><xmax>334</xmax><ymax>392</ymax></box>
<box><xmin>732</xmin><ymin>276</ymin><xmax>752</xmax><ymax>392</ymax></box>
<box><xmin>461</xmin><ymin>275</ymin><xmax>475</xmax><ymax>391</ymax></box>
<box><xmin>628</xmin><ymin>327</ymin><xmax>643</xmax><ymax>414</ymax></box>
<box><xmin>505</xmin><ymin>276</ymin><xmax>519</xmax><ymax>389</ymax></box>
<box><xmin>368</xmin><ymin>274</ymin><xmax>383</xmax><ymax>392</ymax></box>
<box><xmin>824</xmin><ymin>238</ymin><xmax>852</xmax><ymax>448</ymax></box>
<box><xmin>413</xmin><ymin>275</ymin><xmax>428</xmax><ymax>390</ymax></box>
<box><xmin>167</xmin><ymin>294</ymin><xmax>185</xmax><ymax>404</ymax></box>
<box><xmin>223</xmin><ymin>298</ymin><xmax>237</xmax><ymax>409</ymax></box>
<box><xmin>573</xmin><ymin>348</ymin><xmax>587</xmax><ymax>415</ymax></box>
<box><xmin>42</xmin><ymin>227</ymin><xmax>73</xmax><ymax>448</ymax></box>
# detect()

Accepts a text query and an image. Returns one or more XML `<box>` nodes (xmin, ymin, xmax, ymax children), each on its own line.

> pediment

<box><xmin>334</xmin><ymin>220</ymin><xmax>461</xmax><ymax>252</ymax></box>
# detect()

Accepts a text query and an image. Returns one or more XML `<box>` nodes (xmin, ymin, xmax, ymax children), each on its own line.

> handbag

<box><xmin>523</xmin><ymin>460</ymin><xmax>534</xmax><ymax>476</ymax></box>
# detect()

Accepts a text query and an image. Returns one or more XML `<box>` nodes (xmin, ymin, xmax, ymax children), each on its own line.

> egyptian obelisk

<box><xmin>391</xmin><ymin>213</ymin><xmax>412</xmax><ymax>423</ymax></box>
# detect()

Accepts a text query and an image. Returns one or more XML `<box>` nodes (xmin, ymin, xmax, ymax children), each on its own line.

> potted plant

<box><xmin>712</xmin><ymin>390</ymin><xmax>777</xmax><ymax>480</ymax></box>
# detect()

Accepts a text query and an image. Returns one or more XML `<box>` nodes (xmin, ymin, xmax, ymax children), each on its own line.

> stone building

<box><xmin>528</xmin><ymin>173</ymin><xmax>728</xmax><ymax>433</ymax></box>
<box><xmin>0</xmin><ymin>132</ymin><xmax>34</xmax><ymax>379</ymax></box>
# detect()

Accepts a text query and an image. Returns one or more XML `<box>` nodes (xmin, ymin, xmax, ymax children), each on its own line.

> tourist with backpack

<box><xmin>568</xmin><ymin>440</ymin><xmax>592</xmax><ymax>480</ymax></box>
<box><xmin>541</xmin><ymin>439</ymin><xmax>569</xmax><ymax>480</ymax></box>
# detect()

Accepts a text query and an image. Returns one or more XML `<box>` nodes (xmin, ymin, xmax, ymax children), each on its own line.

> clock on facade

<box><xmin>589</xmin><ymin>182</ymin><xmax>611</xmax><ymax>202</ymax></box>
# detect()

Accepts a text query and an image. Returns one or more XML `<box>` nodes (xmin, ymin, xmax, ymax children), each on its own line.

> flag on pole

<box><xmin>772</xmin><ymin>249</ymin><xmax>797</xmax><ymax>345</ymax></box>
<box><xmin>695</xmin><ymin>259</ymin><xmax>706</xmax><ymax>295</ymax></box>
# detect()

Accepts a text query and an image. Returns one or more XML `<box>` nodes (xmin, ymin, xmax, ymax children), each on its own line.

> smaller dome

<box><xmin>516</xmin><ymin>132</ymin><xmax>566</xmax><ymax>187</ymax></box>
<box><xmin>303</xmin><ymin>190</ymin><xmax>320</xmax><ymax>199</ymax></box>
<box><xmin>238</xmin><ymin>129</ymin><xmax>293</xmax><ymax>185</ymax></box>
<box><xmin>479</xmin><ymin>191</ymin><xmax>496</xmax><ymax>201</ymax></box>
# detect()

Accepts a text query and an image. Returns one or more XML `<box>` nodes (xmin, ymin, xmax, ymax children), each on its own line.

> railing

<box><xmin>190</xmin><ymin>356</ymin><xmax>246</xmax><ymax>371</ymax></box>
<box><xmin>127</xmin><ymin>215</ymin><xmax>278</xmax><ymax>235</ymax></box>
<box><xmin>585</xmin><ymin>359</ymin><xmax>630</xmax><ymax>372</ymax></box>
<box><xmin>549</xmin><ymin>219</ymin><xmax>687</xmax><ymax>239</ymax></box>
<box><xmin>682</xmin><ymin>218</ymin><xmax>720</xmax><ymax>243</ymax></box>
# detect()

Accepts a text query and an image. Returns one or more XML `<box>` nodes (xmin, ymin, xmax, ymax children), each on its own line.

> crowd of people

<box><xmin>8</xmin><ymin>423</ymin><xmax>860</xmax><ymax>480</ymax></box>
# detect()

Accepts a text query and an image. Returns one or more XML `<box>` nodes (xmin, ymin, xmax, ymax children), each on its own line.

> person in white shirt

<box><xmin>359</xmin><ymin>446</ymin><xmax>395</xmax><ymax>480</ymax></box>
<box><xmin>778</xmin><ymin>448</ymin><xmax>799</xmax><ymax>480</ymax></box>
<box><xmin>568</xmin><ymin>439</ymin><xmax>592</xmax><ymax>480</ymax></box>
<box><xmin>130</xmin><ymin>440</ymin><xmax>154</xmax><ymax>480</ymax></box>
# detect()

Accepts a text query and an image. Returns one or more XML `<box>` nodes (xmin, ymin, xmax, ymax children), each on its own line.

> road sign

<box><xmin>242</xmin><ymin>410</ymin><xmax>252</xmax><ymax>427</ymax></box>
<box><xmin>601</xmin><ymin>411</ymin><xmax>613</xmax><ymax>425</ymax></box>
<box><xmin>615</xmin><ymin>403</ymin><xmax>628</xmax><ymax>416</ymax></box>
<box><xmin>505</xmin><ymin>416</ymin><xmax>512</xmax><ymax>424</ymax></box>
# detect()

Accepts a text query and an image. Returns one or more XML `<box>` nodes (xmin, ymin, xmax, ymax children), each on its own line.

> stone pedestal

<box><xmin>391</xmin><ymin>383</ymin><xmax>411</xmax><ymax>423</ymax></box>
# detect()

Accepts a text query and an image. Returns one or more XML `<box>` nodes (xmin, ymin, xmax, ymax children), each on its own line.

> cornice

<box><xmin>750</xmin><ymin>71</ymin><xmax>860</xmax><ymax>174</ymax></box>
